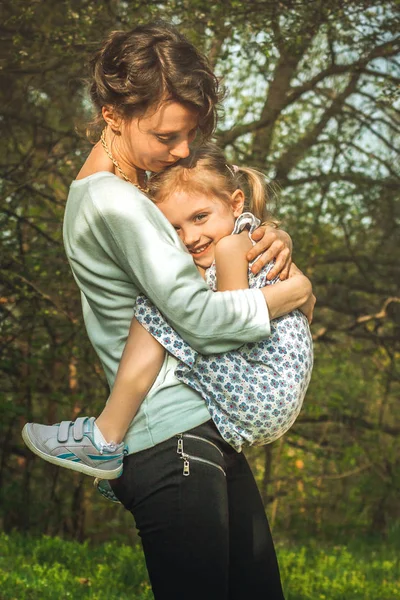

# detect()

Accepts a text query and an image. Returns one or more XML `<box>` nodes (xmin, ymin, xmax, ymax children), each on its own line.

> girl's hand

<box><xmin>247</xmin><ymin>226</ymin><xmax>292</xmax><ymax>279</ymax></box>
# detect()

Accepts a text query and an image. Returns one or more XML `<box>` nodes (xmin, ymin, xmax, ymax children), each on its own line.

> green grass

<box><xmin>0</xmin><ymin>532</ymin><xmax>398</xmax><ymax>599</ymax></box>
<box><xmin>281</xmin><ymin>542</ymin><xmax>399</xmax><ymax>599</ymax></box>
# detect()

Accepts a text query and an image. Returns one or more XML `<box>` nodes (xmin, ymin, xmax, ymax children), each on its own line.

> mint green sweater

<box><xmin>63</xmin><ymin>172</ymin><xmax>271</xmax><ymax>453</ymax></box>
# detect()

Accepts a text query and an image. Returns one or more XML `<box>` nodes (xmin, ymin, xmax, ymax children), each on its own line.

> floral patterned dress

<box><xmin>134</xmin><ymin>213</ymin><xmax>313</xmax><ymax>451</ymax></box>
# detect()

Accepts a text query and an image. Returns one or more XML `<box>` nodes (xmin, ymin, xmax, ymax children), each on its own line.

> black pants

<box><xmin>111</xmin><ymin>420</ymin><xmax>285</xmax><ymax>600</ymax></box>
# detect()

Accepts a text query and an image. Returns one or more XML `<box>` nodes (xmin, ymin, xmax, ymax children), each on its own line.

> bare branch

<box><xmin>297</xmin><ymin>415</ymin><xmax>400</xmax><ymax>437</ymax></box>
<box><xmin>276</xmin><ymin>71</ymin><xmax>361</xmax><ymax>180</ymax></box>
<box><xmin>282</xmin><ymin>172</ymin><xmax>399</xmax><ymax>188</ymax></box>
<box><xmin>361</xmin><ymin>68</ymin><xmax>400</xmax><ymax>85</ymax></box>
<box><xmin>354</xmin><ymin>297</ymin><xmax>400</xmax><ymax>326</ymax></box>
<box><xmin>1</xmin><ymin>271</ymin><xmax>75</xmax><ymax>323</ymax></box>
<box><xmin>288</xmin><ymin>38</ymin><xmax>400</xmax><ymax>104</ymax></box>
<box><xmin>1</xmin><ymin>209</ymin><xmax>61</xmax><ymax>245</ymax></box>
<box><xmin>218</xmin><ymin>38</ymin><xmax>400</xmax><ymax>148</ymax></box>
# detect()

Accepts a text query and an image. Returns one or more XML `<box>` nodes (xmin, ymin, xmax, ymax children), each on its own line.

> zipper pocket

<box><xmin>176</xmin><ymin>433</ymin><xmax>223</xmax><ymax>458</ymax></box>
<box><xmin>181</xmin><ymin>452</ymin><xmax>226</xmax><ymax>477</ymax></box>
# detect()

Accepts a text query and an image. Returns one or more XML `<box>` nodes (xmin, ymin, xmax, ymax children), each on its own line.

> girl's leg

<box><xmin>226</xmin><ymin>449</ymin><xmax>285</xmax><ymax>599</ymax></box>
<box><xmin>21</xmin><ymin>318</ymin><xmax>165</xmax><ymax>478</ymax></box>
<box><xmin>111</xmin><ymin>420</ymin><xmax>230</xmax><ymax>600</ymax></box>
<box><xmin>96</xmin><ymin>318</ymin><xmax>165</xmax><ymax>443</ymax></box>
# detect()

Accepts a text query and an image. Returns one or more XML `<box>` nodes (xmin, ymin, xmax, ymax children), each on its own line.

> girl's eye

<box><xmin>194</xmin><ymin>213</ymin><xmax>207</xmax><ymax>222</ymax></box>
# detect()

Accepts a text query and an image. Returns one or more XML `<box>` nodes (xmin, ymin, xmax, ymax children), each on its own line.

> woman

<box><xmin>25</xmin><ymin>22</ymin><xmax>314</xmax><ymax>599</ymax></box>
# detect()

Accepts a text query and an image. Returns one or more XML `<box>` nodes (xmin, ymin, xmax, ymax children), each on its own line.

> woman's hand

<box><xmin>261</xmin><ymin>262</ymin><xmax>316</xmax><ymax>323</ymax></box>
<box><xmin>288</xmin><ymin>263</ymin><xmax>316</xmax><ymax>324</ymax></box>
<box><xmin>299</xmin><ymin>292</ymin><xmax>316</xmax><ymax>325</ymax></box>
<box><xmin>247</xmin><ymin>225</ymin><xmax>292</xmax><ymax>279</ymax></box>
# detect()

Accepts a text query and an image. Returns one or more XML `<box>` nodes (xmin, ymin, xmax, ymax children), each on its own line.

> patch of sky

<box><xmin>80</xmin><ymin>88</ymin><xmax>92</xmax><ymax>115</ymax></box>
<box><xmin>214</xmin><ymin>18</ymin><xmax>397</xmax><ymax>225</ymax></box>
<box><xmin>28</xmin><ymin>87</ymin><xmax>50</xmax><ymax>107</ymax></box>
<box><xmin>216</xmin><ymin>31</ymin><xmax>273</xmax><ymax>131</ymax></box>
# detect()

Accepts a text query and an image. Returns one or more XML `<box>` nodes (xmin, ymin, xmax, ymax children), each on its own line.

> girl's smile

<box><xmin>189</xmin><ymin>241</ymin><xmax>212</xmax><ymax>257</ymax></box>
<box><xmin>157</xmin><ymin>189</ymin><xmax>244</xmax><ymax>269</ymax></box>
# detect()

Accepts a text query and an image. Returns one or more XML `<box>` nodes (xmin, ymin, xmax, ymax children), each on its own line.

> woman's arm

<box><xmin>83</xmin><ymin>179</ymin><xmax>271</xmax><ymax>355</ymax></box>
<box><xmin>215</xmin><ymin>233</ymin><xmax>314</xmax><ymax>321</ymax></box>
<box><xmin>262</xmin><ymin>276</ymin><xmax>312</xmax><ymax>320</ymax></box>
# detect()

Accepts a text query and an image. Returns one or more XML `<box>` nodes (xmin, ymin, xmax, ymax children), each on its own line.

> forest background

<box><xmin>1</xmin><ymin>0</ymin><xmax>399</xmax><ymax>555</ymax></box>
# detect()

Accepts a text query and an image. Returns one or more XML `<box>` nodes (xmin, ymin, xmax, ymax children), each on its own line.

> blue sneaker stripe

<box><xmin>58</xmin><ymin>453</ymin><xmax>76</xmax><ymax>459</ymax></box>
<box><xmin>87</xmin><ymin>454</ymin><xmax>123</xmax><ymax>461</ymax></box>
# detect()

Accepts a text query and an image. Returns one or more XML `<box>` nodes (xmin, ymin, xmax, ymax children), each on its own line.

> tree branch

<box><xmin>297</xmin><ymin>415</ymin><xmax>400</xmax><ymax>436</ymax></box>
<box><xmin>275</xmin><ymin>71</ymin><xmax>361</xmax><ymax>180</ymax></box>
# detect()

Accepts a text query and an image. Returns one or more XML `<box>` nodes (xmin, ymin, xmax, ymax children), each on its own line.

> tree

<box><xmin>1</xmin><ymin>0</ymin><xmax>399</xmax><ymax>539</ymax></box>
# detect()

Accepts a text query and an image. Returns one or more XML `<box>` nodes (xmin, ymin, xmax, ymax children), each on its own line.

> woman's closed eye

<box><xmin>154</xmin><ymin>127</ymin><xmax>197</xmax><ymax>145</ymax></box>
<box><xmin>155</xmin><ymin>134</ymin><xmax>176</xmax><ymax>144</ymax></box>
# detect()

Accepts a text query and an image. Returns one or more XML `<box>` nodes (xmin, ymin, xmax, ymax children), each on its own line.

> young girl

<box><xmin>23</xmin><ymin>144</ymin><xmax>313</xmax><ymax>480</ymax></box>
<box><xmin>136</xmin><ymin>144</ymin><xmax>314</xmax><ymax>457</ymax></box>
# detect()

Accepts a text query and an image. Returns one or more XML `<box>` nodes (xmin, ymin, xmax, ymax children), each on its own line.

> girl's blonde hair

<box><xmin>148</xmin><ymin>143</ymin><xmax>279</xmax><ymax>225</ymax></box>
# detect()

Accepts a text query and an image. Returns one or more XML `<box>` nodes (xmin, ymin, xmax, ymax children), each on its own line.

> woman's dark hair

<box><xmin>87</xmin><ymin>21</ymin><xmax>222</xmax><ymax>141</ymax></box>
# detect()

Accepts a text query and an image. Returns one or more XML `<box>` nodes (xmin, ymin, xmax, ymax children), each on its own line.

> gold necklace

<box><xmin>100</xmin><ymin>128</ymin><xmax>149</xmax><ymax>194</ymax></box>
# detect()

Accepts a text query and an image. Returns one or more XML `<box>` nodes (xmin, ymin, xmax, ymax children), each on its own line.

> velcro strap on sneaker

<box><xmin>58</xmin><ymin>420</ymin><xmax>72</xmax><ymax>443</ymax></box>
<box><xmin>73</xmin><ymin>417</ymin><xmax>88</xmax><ymax>441</ymax></box>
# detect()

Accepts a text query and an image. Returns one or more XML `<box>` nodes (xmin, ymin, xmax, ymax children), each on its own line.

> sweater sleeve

<box><xmin>89</xmin><ymin>178</ymin><xmax>270</xmax><ymax>354</ymax></box>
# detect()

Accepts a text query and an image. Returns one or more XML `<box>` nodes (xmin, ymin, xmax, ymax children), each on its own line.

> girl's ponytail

<box><xmin>235</xmin><ymin>166</ymin><xmax>280</xmax><ymax>227</ymax></box>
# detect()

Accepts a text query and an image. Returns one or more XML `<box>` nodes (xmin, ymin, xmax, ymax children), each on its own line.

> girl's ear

<box><xmin>230</xmin><ymin>189</ymin><xmax>245</xmax><ymax>218</ymax></box>
<box><xmin>102</xmin><ymin>106</ymin><xmax>123</xmax><ymax>133</ymax></box>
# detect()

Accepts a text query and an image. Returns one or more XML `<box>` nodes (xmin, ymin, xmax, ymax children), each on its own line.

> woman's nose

<box><xmin>170</xmin><ymin>139</ymin><xmax>190</xmax><ymax>159</ymax></box>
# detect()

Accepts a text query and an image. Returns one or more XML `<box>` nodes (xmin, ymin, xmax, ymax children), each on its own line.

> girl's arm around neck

<box><xmin>215</xmin><ymin>231</ymin><xmax>252</xmax><ymax>292</ymax></box>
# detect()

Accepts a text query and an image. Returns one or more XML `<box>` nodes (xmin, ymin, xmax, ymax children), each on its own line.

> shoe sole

<box><xmin>94</xmin><ymin>478</ymin><xmax>122</xmax><ymax>504</ymax></box>
<box><xmin>21</xmin><ymin>425</ymin><xmax>123</xmax><ymax>480</ymax></box>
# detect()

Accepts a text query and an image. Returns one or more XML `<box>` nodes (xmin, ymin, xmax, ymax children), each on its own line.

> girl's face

<box><xmin>158</xmin><ymin>189</ymin><xmax>245</xmax><ymax>270</ymax></box>
<box><xmin>106</xmin><ymin>101</ymin><xmax>199</xmax><ymax>174</ymax></box>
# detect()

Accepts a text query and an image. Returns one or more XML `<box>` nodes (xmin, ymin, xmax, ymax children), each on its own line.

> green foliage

<box><xmin>281</xmin><ymin>542</ymin><xmax>400</xmax><ymax>600</ymax></box>
<box><xmin>0</xmin><ymin>532</ymin><xmax>153</xmax><ymax>599</ymax></box>
<box><xmin>1</xmin><ymin>532</ymin><xmax>399</xmax><ymax>599</ymax></box>
<box><xmin>1</xmin><ymin>0</ymin><xmax>399</xmax><ymax>541</ymax></box>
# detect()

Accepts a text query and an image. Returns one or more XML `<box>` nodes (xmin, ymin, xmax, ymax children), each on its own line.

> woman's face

<box><xmin>119</xmin><ymin>101</ymin><xmax>199</xmax><ymax>173</ymax></box>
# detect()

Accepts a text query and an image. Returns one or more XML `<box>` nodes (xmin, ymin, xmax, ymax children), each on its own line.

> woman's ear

<box><xmin>102</xmin><ymin>106</ymin><xmax>122</xmax><ymax>133</ymax></box>
<box><xmin>230</xmin><ymin>189</ymin><xmax>245</xmax><ymax>218</ymax></box>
